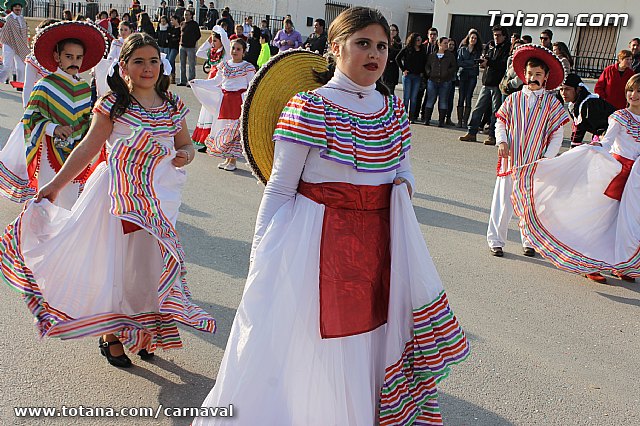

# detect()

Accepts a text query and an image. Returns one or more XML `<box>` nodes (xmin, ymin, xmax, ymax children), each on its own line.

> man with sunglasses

<box><xmin>539</xmin><ymin>29</ymin><xmax>553</xmax><ymax>49</ymax></box>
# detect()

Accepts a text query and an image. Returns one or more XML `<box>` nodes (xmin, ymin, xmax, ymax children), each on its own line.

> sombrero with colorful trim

<box><xmin>241</xmin><ymin>49</ymin><xmax>329</xmax><ymax>184</ymax></box>
<box><xmin>512</xmin><ymin>44</ymin><xmax>568</xmax><ymax>91</ymax></box>
<box><xmin>32</xmin><ymin>21</ymin><xmax>107</xmax><ymax>73</ymax></box>
<box><xmin>4</xmin><ymin>0</ymin><xmax>26</xmax><ymax>9</ymax></box>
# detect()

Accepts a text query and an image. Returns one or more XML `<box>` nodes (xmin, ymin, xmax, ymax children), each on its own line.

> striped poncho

<box><xmin>23</xmin><ymin>71</ymin><xmax>93</xmax><ymax>189</ymax></box>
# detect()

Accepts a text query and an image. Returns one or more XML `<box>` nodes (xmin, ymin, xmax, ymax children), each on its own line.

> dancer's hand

<box><xmin>54</xmin><ymin>125</ymin><xmax>73</xmax><ymax>139</ymax></box>
<box><xmin>35</xmin><ymin>181</ymin><xmax>61</xmax><ymax>203</ymax></box>
<box><xmin>498</xmin><ymin>142</ymin><xmax>509</xmax><ymax>158</ymax></box>
<box><xmin>394</xmin><ymin>177</ymin><xmax>412</xmax><ymax>197</ymax></box>
<box><xmin>590</xmin><ymin>142</ymin><xmax>602</xmax><ymax>147</ymax></box>
<box><xmin>173</xmin><ymin>150</ymin><xmax>190</xmax><ymax>167</ymax></box>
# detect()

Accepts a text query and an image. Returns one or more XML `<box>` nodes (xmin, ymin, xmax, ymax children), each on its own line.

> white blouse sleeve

<box><xmin>543</xmin><ymin>126</ymin><xmax>565</xmax><ymax>158</ymax></box>
<box><xmin>599</xmin><ymin>117</ymin><xmax>619</xmax><ymax>152</ymax></box>
<box><xmin>196</xmin><ymin>40</ymin><xmax>212</xmax><ymax>59</ymax></box>
<box><xmin>395</xmin><ymin>154</ymin><xmax>415</xmax><ymax>197</ymax></box>
<box><xmin>251</xmin><ymin>141</ymin><xmax>310</xmax><ymax>260</ymax></box>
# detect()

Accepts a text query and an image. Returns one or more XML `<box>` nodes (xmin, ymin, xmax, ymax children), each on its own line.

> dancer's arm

<box><xmin>543</xmin><ymin>127</ymin><xmax>564</xmax><ymax>158</ymax></box>
<box><xmin>597</xmin><ymin>118</ymin><xmax>619</xmax><ymax>151</ymax></box>
<box><xmin>36</xmin><ymin>113</ymin><xmax>113</xmax><ymax>202</ymax></box>
<box><xmin>172</xmin><ymin>118</ymin><xmax>194</xmax><ymax>167</ymax></box>
<box><xmin>395</xmin><ymin>155</ymin><xmax>414</xmax><ymax>197</ymax></box>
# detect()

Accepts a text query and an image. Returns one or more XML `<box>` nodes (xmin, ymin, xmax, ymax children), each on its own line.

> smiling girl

<box><xmin>193</xmin><ymin>7</ymin><xmax>468</xmax><ymax>425</ymax></box>
<box><xmin>0</xmin><ymin>33</ymin><xmax>214</xmax><ymax>369</ymax></box>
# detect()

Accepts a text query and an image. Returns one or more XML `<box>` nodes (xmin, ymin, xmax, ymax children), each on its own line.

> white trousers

<box><xmin>2</xmin><ymin>44</ymin><xmax>25</xmax><ymax>82</ymax></box>
<box><xmin>487</xmin><ymin>174</ymin><xmax>531</xmax><ymax>249</ymax></box>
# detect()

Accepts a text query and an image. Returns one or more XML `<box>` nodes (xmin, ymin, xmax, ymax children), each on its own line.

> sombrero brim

<box><xmin>512</xmin><ymin>44</ymin><xmax>567</xmax><ymax>90</ymax></box>
<box><xmin>33</xmin><ymin>21</ymin><xmax>107</xmax><ymax>73</ymax></box>
<box><xmin>4</xmin><ymin>0</ymin><xmax>26</xmax><ymax>9</ymax></box>
<box><xmin>241</xmin><ymin>49</ymin><xmax>328</xmax><ymax>184</ymax></box>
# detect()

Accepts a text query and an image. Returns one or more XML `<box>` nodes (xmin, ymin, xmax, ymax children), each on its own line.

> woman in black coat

<box><xmin>382</xmin><ymin>24</ymin><xmax>402</xmax><ymax>93</ymax></box>
<box><xmin>244</xmin><ymin>26</ymin><xmax>261</xmax><ymax>68</ymax></box>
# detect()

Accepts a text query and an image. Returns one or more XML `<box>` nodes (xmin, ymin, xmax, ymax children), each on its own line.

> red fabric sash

<box><xmin>218</xmin><ymin>89</ymin><xmax>246</xmax><ymax>120</ymax></box>
<box><xmin>604</xmin><ymin>153</ymin><xmax>634</xmax><ymax>201</ymax></box>
<box><xmin>297</xmin><ymin>181</ymin><xmax>392</xmax><ymax>339</ymax></box>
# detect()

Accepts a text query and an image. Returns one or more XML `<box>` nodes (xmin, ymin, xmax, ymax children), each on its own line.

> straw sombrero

<box><xmin>32</xmin><ymin>21</ymin><xmax>107</xmax><ymax>73</ymax></box>
<box><xmin>241</xmin><ymin>49</ymin><xmax>329</xmax><ymax>184</ymax></box>
<box><xmin>512</xmin><ymin>44</ymin><xmax>568</xmax><ymax>90</ymax></box>
<box><xmin>4</xmin><ymin>0</ymin><xmax>26</xmax><ymax>9</ymax></box>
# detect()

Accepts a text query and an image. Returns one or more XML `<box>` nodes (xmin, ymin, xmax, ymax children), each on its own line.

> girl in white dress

<box><xmin>0</xmin><ymin>33</ymin><xmax>215</xmax><ymax>368</ymax></box>
<box><xmin>513</xmin><ymin>73</ymin><xmax>640</xmax><ymax>284</ymax></box>
<box><xmin>193</xmin><ymin>7</ymin><xmax>469</xmax><ymax>425</ymax></box>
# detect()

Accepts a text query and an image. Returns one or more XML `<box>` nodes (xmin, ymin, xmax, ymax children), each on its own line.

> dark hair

<box><xmin>541</xmin><ymin>29</ymin><xmax>553</xmax><ymax>39</ymax></box>
<box><xmin>510</xmin><ymin>39</ymin><xmax>524</xmax><ymax>55</ymax></box>
<box><xmin>405</xmin><ymin>32</ymin><xmax>421</xmax><ymax>47</ymax></box>
<box><xmin>461</xmin><ymin>30</ymin><xmax>482</xmax><ymax>52</ymax></box>
<box><xmin>526</xmin><ymin>57</ymin><xmax>549</xmax><ymax>74</ymax></box>
<box><xmin>109</xmin><ymin>8</ymin><xmax>118</xmax><ymax>17</ymax></box>
<box><xmin>63</xmin><ymin>9</ymin><xmax>72</xmax><ymax>19</ymax></box>
<box><xmin>492</xmin><ymin>25</ymin><xmax>508</xmax><ymax>37</ymax></box>
<box><xmin>231</xmin><ymin>38</ymin><xmax>247</xmax><ymax>52</ymax></box>
<box><xmin>552</xmin><ymin>41</ymin><xmax>573</xmax><ymax>67</ymax></box>
<box><xmin>122</xmin><ymin>12</ymin><xmax>131</xmax><ymax>20</ymax></box>
<box><xmin>74</xmin><ymin>14</ymin><xmax>85</xmax><ymax>21</ymax></box>
<box><xmin>427</xmin><ymin>27</ymin><xmax>438</xmax><ymax>35</ymax></box>
<box><xmin>104</xmin><ymin>33</ymin><xmax>175</xmax><ymax>120</ymax></box>
<box><xmin>171</xmin><ymin>14</ymin><xmax>182</xmax><ymax>23</ymax></box>
<box><xmin>630</xmin><ymin>37</ymin><xmax>640</xmax><ymax>45</ymax></box>
<box><xmin>119</xmin><ymin>21</ymin><xmax>135</xmax><ymax>31</ymax></box>
<box><xmin>138</xmin><ymin>12</ymin><xmax>152</xmax><ymax>25</ymax></box>
<box><xmin>521</xmin><ymin>35</ymin><xmax>532</xmax><ymax>44</ymax></box>
<box><xmin>313</xmin><ymin>6</ymin><xmax>391</xmax><ymax>97</ymax></box>
<box><xmin>511</xmin><ymin>32</ymin><xmax>520</xmax><ymax>39</ymax></box>
<box><xmin>438</xmin><ymin>36</ymin><xmax>448</xmax><ymax>45</ymax></box>
<box><xmin>284</xmin><ymin>19</ymin><xmax>293</xmax><ymax>27</ymax></box>
<box><xmin>36</xmin><ymin>18</ymin><xmax>59</xmax><ymax>31</ymax></box>
<box><xmin>184</xmin><ymin>9</ymin><xmax>193</xmax><ymax>18</ymax></box>
<box><xmin>99</xmin><ymin>11</ymin><xmax>108</xmax><ymax>19</ymax></box>
<box><xmin>389</xmin><ymin>24</ymin><xmax>401</xmax><ymax>45</ymax></box>
<box><xmin>315</xmin><ymin>18</ymin><xmax>326</xmax><ymax>28</ymax></box>
<box><xmin>250</xmin><ymin>25</ymin><xmax>261</xmax><ymax>40</ymax></box>
<box><xmin>56</xmin><ymin>38</ymin><xmax>84</xmax><ymax>53</ymax></box>
<box><xmin>260</xmin><ymin>31</ymin><xmax>271</xmax><ymax>43</ymax></box>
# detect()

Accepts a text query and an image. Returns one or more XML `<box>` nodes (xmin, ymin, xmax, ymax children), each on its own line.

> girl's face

<box><xmin>439</xmin><ymin>38</ymin><xmax>449</xmax><ymax>50</ymax></box>
<box><xmin>119</xmin><ymin>24</ymin><xmax>132</xmax><ymax>38</ymax></box>
<box><xmin>553</xmin><ymin>46</ymin><xmax>561</xmax><ymax>57</ymax></box>
<box><xmin>390</xmin><ymin>26</ymin><xmax>398</xmax><ymax>38</ymax></box>
<box><xmin>121</xmin><ymin>45</ymin><xmax>161</xmax><ymax>90</ymax></box>
<box><xmin>123</xmin><ymin>15</ymin><xmax>130</xmax><ymax>22</ymax></box>
<box><xmin>231</xmin><ymin>42</ymin><xmax>245</xmax><ymax>61</ymax></box>
<box><xmin>160</xmin><ymin>17</ymin><xmax>167</xmax><ymax>25</ymax></box>
<box><xmin>414</xmin><ymin>36</ymin><xmax>422</xmax><ymax>47</ymax></box>
<box><xmin>331</xmin><ymin>24</ymin><xmax>388</xmax><ymax>87</ymax></box>
<box><xmin>626</xmin><ymin>85</ymin><xmax>640</xmax><ymax>108</ymax></box>
<box><xmin>447</xmin><ymin>40</ymin><xmax>455</xmax><ymax>51</ymax></box>
<box><xmin>469</xmin><ymin>34</ymin><xmax>477</xmax><ymax>45</ymax></box>
<box><xmin>212</xmin><ymin>35</ymin><xmax>222</xmax><ymax>49</ymax></box>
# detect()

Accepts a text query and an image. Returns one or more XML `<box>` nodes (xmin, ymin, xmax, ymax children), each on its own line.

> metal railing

<box><xmin>24</xmin><ymin>0</ymin><xmax>143</xmax><ymax>20</ymax></box>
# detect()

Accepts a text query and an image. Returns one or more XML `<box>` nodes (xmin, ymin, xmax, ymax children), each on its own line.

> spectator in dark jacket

<box><xmin>396</xmin><ymin>33</ymin><xmax>428</xmax><ymax>123</ymax></box>
<box><xmin>109</xmin><ymin>9</ymin><xmax>120</xmax><ymax>38</ymax></box>
<box><xmin>629</xmin><ymin>38</ymin><xmax>640</xmax><ymax>74</ymax></box>
<box><xmin>303</xmin><ymin>18</ymin><xmax>327</xmax><ymax>54</ymax></box>
<box><xmin>166</xmin><ymin>15</ymin><xmax>182</xmax><ymax>83</ymax></box>
<box><xmin>178</xmin><ymin>9</ymin><xmax>201</xmax><ymax>86</ymax></box>
<box><xmin>382</xmin><ymin>24</ymin><xmax>402</xmax><ymax>93</ymax></box>
<box><xmin>560</xmin><ymin>73</ymin><xmax>617</xmax><ymax>147</ymax></box>
<box><xmin>244</xmin><ymin>26</ymin><xmax>261</xmax><ymax>68</ymax></box>
<box><xmin>595</xmin><ymin>49</ymin><xmax>635</xmax><ymax>110</ymax></box>
<box><xmin>174</xmin><ymin>0</ymin><xmax>186</xmax><ymax>20</ymax></box>
<box><xmin>155</xmin><ymin>1</ymin><xmax>169</xmax><ymax>22</ymax></box>
<box><xmin>205</xmin><ymin>2</ymin><xmax>219</xmax><ymax>30</ymax></box>
<box><xmin>456</xmin><ymin>30</ymin><xmax>482</xmax><ymax>127</ymax></box>
<box><xmin>459</xmin><ymin>25</ymin><xmax>510</xmax><ymax>145</ymax></box>
<box><xmin>138</xmin><ymin>12</ymin><xmax>156</xmax><ymax>38</ymax></box>
<box><xmin>424</xmin><ymin>37</ymin><xmax>458</xmax><ymax>126</ymax></box>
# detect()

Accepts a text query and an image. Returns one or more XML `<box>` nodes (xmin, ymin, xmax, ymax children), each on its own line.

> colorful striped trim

<box><xmin>495</xmin><ymin>90</ymin><xmax>569</xmax><ymax>173</ymax></box>
<box><xmin>94</xmin><ymin>92</ymin><xmax>189</xmax><ymax>138</ymax></box>
<box><xmin>379</xmin><ymin>291</ymin><xmax>470</xmax><ymax>426</ymax></box>
<box><xmin>0</xmin><ymin>160</ymin><xmax>34</xmax><ymax>202</ymax></box>
<box><xmin>205</xmin><ymin>120</ymin><xmax>243</xmax><ymax>158</ymax></box>
<box><xmin>273</xmin><ymin>92</ymin><xmax>411</xmax><ymax>173</ymax></box>
<box><xmin>0</xmin><ymin>128</ymin><xmax>215</xmax><ymax>353</ymax></box>
<box><xmin>219</xmin><ymin>60</ymin><xmax>256</xmax><ymax>79</ymax></box>
<box><xmin>611</xmin><ymin>109</ymin><xmax>640</xmax><ymax>142</ymax></box>
<box><xmin>513</xmin><ymin>162</ymin><xmax>640</xmax><ymax>277</ymax></box>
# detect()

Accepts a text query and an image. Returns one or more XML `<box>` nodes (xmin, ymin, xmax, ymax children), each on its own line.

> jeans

<box><xmin>467</xmin><ymin>85</ymin><xmax>502</xmax><ymax>137</ymax></box>
<box><xmin>167</xmin><ymin>48</ymin><xmax>178</xmax><ymax>76</ymax></box>
<box><xmin>457</xmin><ymin>76</ymin><xmax>477</xmax><ymax>109</ymax></box>
<box><xmin>402</xmin><ymin>73</ymin><xmax>422</xmax><ymax>119</ymax></box>
<box><xmin>447</xmin><ymin>80</ymin><xmax>456</xmax><ymax>116</ymax></box>
<box><xmin>426</xmin><ymin>80</ymin><xmax>452</xmax><ymax>110</ymax></box>
<box><xmin>179</xmin><ymin>46</ymin><xmax>197</xmax><ymax>83</ymax></box>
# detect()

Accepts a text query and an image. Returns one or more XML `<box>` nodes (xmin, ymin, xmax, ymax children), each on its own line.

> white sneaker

<box><xmin>224</xmin><ymin>163</ymin><xmax>237</xmax><ymax>171</ymax></box>
<box><xmin>217</xmin><ymin>162</ymin><xmax>227</xmax><ymax>169</ymax></box>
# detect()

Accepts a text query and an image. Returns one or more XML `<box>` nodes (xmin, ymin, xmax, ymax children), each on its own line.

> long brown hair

<box><xmin>313</xmin><ymin>6</ymin><xmax>391</xmax><ymax>96</ymax></box>
<box><xmin>103</xmin><ymin>33</ymin><xmax>174</xmax><ymax>120</ymax></box>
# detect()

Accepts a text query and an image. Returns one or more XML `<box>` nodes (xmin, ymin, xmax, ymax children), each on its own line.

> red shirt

<box><xmin>594</xmin><ymin>64</ymin><xmax>634</xmax><ymax>110</ymax></box>
<box><xmin>229</xmin><ymin>34</ymin><xmax>247</xmax><ymax>41</ymax></box>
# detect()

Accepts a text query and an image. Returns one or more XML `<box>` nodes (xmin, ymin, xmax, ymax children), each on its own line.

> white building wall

<box><xmin>432</xmin><ymin>0</ymin><xmax>638</xmax><ymax>53</ymax></box>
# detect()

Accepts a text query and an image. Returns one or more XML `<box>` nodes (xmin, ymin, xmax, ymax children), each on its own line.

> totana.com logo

<box><xmin>488</xmin><ymin>11</ymin><xmax>629</xmax><ymax>27</ymax></box>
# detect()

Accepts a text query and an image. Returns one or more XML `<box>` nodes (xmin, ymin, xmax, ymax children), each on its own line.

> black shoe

<box><xmin>99</xmin><ymin>337</ymin><xmax>132</xmax><ymax>368</ymax></box>
<box><xmin>138</xmin><ymin>349</ymin><xmax>155</xmax><ymax>360</ymax></box>
<box><xmin>197</xmin><ymin>146</ymin><xmax>208</xmax><ymax>153</ymax></box>
<box><xmin>177</xmin><ymin>82</ymin><xmax>187</xmax><ymax>86</ymax></box>
<box><xmin>523</xmin><ymin>247</ymin><xmax>536</xmax><ymax>257</ymax></box>
<box><xmin>490</xmin><ymin>247</ymin><xmax>504</xmax><ymax>257</ymax></box>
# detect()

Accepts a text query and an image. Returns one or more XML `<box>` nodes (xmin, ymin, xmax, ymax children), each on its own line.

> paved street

<box><xmin>0</xmin><ymin>74</ymin><xmax>639</xmax><ymax>425</ymax></box>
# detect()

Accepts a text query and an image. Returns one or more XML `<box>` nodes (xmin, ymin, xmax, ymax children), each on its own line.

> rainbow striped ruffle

<box><xmin>0</xmin><ymin>160</ymin><xmax>33</xmax><ymax>203</ymax></box>
<box><xmin>273</xmin><ymin>92</ymin><xmax>411</xmax><ymax>173</ymax></box>
<box><xmin>379</xmin><ymin>291</ymin><xmax>470</xmax><ymax>425</ymax></box>
<box><xmin>0</xmin><ymin>128</ymin><xmax>215</xmax><ymax>353</ymax></box>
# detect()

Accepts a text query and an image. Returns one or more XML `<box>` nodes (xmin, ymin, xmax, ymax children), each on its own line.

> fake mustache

<box><xmin>66</xmin><ymin>66</ymin><xmax>79</xmax><ymax>70</ymax></box>
<box><xmin>527</xmin><ymin>79</ymin><xmax>542</xmax><ymax>86</ymax></box>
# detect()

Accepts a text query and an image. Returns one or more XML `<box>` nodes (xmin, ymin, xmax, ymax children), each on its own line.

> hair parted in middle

<box><xmin>314</xmin><ymin>6</ymin><xmax>391</xmax><ymax>96</ymax></box>
<box><xmin>103</xmin><ymin>32</ymin><xmax>175</xmax><ymax>120</ymax></box>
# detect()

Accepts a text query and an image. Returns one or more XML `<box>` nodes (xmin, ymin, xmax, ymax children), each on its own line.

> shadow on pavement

<box><xmin>180</xmin><ymin>203</ymin><xmax>212</xmax><ymax>218</ymax></box>
<box><xmin>414</xmin><ymin>192</ymin><xmax>491</xmax><ymax>215</ymax></box>
<box><xmin>441</xmin><ymin>392</ymin><xmax>515</xmax><ymax>425</ymax></box>
<box><xmin>177</xmin><ymin>221</ymin><xmax>251</xmax><ymax>279</ymax></box>
<box><xmin>127</xmin><ymin>356</ymin><xmax>215</xmax><ymax>426</ymax></box>
<box><xmin>596</xmin><ymin>292</ymin><xmax>640</xmax><ymax>306</ymax></box>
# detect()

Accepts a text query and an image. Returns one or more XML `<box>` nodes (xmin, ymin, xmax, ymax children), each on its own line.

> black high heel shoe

<box><xmin>99</xmin><ymin>337</ymin><xmax>132</xmax><ymax>368</ymax></box>
<box><xmin>137</xmin><ymin>349</ymin><xmax>155</xmax><ymax>360</ymax></box>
